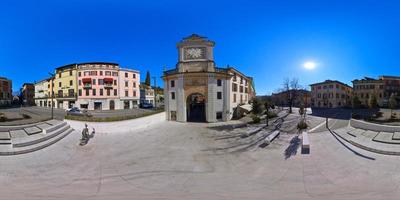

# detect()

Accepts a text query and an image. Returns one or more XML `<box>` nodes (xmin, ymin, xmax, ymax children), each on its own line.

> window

<box><xmin>99</xmin><ymin>79</ymin><xmax>104</xmax><ymax>85</ymax></box>
<box><xmin>59</xmin><ymin>73</ymin><xmax>61</xmax><ymax>78</ymax></box>
<box><xmin>232</xmin><ymin>83</ymin><xmax>238</xmax><ymax>92</ymax></box>
<box><xmin>133</xmin><ymin>74</ymin><xmax>136</xmax><ymax>79</ymax></box>
<box><xmin>125</xmin><ymin>81</ymin><xmax>128</xmax><ymax>87</ymax></box>
<box><xmin>78</xmin><ymin>72</ymin><xmax>81</xmax><ymax>77</ymax></box>
<box><xmin>85</xmin><ymin>89</ymin><xmax>89</xmax><ymax>96</ymax></box>
<box><xmin>112</xmin><ymin>72</ymin><xmax>118</xmax><ymax>76</ymax></box>
<box><xmin>105</xmin><ymin>71</ymin><xmax>111</xmax><ymax>76</ymax></box>
<box><xmin>100</xmin><ymin>89</ymin><xmax>103</xmax><ymax>96</ymax></box>
<box><xmin>59</xmin><ymin>82</ymin><xmax>61</xmax><ymax>87</ymax></box>
<box><xmin>171</xmin><ymin>80</ymin><xmax>175</xmax><ymax>87</ymax></box>
<box><xmin>133</xmin><ymin>91</ymin><xmax>136</xmax><ymax>96</ymax></box>
<box><xmin>125</xmin><ymin>73</ymin><xmax>128</xmax><ymax>78</ymax></box>
<box><xmin>114</xmin><ymin>89</ymin><xmax>117</xmax><ymax>96</ymax></box>
<box><xmin>217</xmin><ymin>92</ymin><xmax>222</xmax><ymax>99</ymax></box>
<box><xmin>240</xmin><ymin>86</ymin><xmax>243</xmax><ymax>93</ymax></box>
<box><xmin>70</xmin><ymin>80</ymin><xmax>73</xmax><ymax>86</ymax></box>
<box><xmin>114</xmin><ymin>80</ymin><xmax>117</xmax><ymax>85</ymax></box>
<box><xmin>92</xmin><ymin>79</ymin><xmax>96</xmax><ymax>85</ymax></box>
<box><xmin>69</xmin><ymin>70</ymin><xmax>73</xmax><ymax>76</ymax></box>
<box><xmin>217</xmin><ymin>79</ymin><xmax>222</xmax><ymax>86</ymax></box>
<box><xmin>133</xmin><ymin>82</ymin><xmax>136</xmax><ymax>88</ymax></box>
<box><xmin>171</xmin><ymin>92</ymin><xmax>175</xmax><ymax>100</ymax></box>
<box><xmin>107</xmin><ymin>89</ymin><xmax>111</xmax><ymax>96</ymax></box>
<box><xmin>125</xmin><ymin>91</ymin><xmax>128</xmax><ymax>97</ymax></box>
<box><xmin>233</xmin><ymin>94</ymin><xmax>236</xmax><ymax>103</ymax></box>
<box><xmin>216</xmin><ymin>112</ymin><xmax>223</xmax><ymax>120</ymax></box>
<box><xmin>92</xmin><ymin>89</ymin><xmax>96</xmax><ymax>96</ymax></box>
<box><xmin>100</xmin><ymin>71</ymin><xmax>103</xmax><ymax>76</ymax></box>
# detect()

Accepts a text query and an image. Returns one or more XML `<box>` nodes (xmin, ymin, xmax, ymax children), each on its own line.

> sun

<box><xmin>303</xmin><ymin>61</ymin><xmax>316</xmax><ymax>70</ymax></box>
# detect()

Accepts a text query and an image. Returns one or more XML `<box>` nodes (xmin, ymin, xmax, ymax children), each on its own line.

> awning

<box><xmin>104</xmin><ymin>77</ymin><xmax>113</xmax><ymax>82</ymax></box>
<box><xmin>82</xmin><ymin>78</ymin><xmax>92</xmax><ymax>83</ymax></box>
<box><xmin>80</xmin><ymin>100</ymin><xmax>89</xmax><ymax>104</ymax></box>
<box><xmin>239</xmin><ymin>104</ymin><xmax>252</xmax><ymax>113</ymax></box>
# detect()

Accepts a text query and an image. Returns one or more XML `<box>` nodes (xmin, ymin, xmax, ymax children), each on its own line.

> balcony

<box><xmin>55</xmin><ymin>93</ymin><xmax>77</xmax><ymax>99</ymax></box>
<box><xmin>83</xmin><ymin>83</ymin><xmax>92</xmax><ymax>89</ymax></box>
<box><xmin>104</xmin><ymin>83</ymin><xmax>113</xmax><ymax>89</ymax></box>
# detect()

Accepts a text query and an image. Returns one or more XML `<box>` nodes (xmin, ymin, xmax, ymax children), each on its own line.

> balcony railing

<box><xmin>83</xmin><ymin>84</ymin><xmax>92</xmax><ymax>89</ymax></box>
<box><xmin>104</xmin><ymin>83</ymin><xmax>113</xmax><ymax>88</ymax></box>
<box><xmin>55</xmin><ymin>93</ymin><xmax>77</xmax><ymax>98</ymax></box>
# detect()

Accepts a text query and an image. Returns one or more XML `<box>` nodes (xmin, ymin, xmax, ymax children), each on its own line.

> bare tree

<box><xmin>281</xmin><ymin>78</ymin><xmax>302</xmax><ymax>113</ymax></box>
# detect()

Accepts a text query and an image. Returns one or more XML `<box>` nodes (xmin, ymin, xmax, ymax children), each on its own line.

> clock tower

<box><xmin>176</xmin><ymin>34</ymin><xmax>216</xmax><ymax>73</ymax></box>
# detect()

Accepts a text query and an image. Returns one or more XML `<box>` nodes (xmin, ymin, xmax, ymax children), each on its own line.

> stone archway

<box><xmin>186</xmin><ymin>93</ymin><xmax>206</xmax><ymax>122</ymax></box>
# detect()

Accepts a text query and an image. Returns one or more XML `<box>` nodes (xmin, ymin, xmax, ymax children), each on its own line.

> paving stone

<box><xmin>36</xmin><ymin>123</ymin><xmax>51</xmax><ymax>130</ymax></box>
<box><xmin>361</xmin><ymin>130</ymin><xmax>378</xmax><ymax>139</ymax></box>
<box><xmin>24</xmin><ymin>126</ymin><xmax>42</xmax><ymax>135</ymax></box>
<box><xmin>9</xmin><ymin>130</ymin><xmax>28</xmax><ymax>138</ymax></box>
<box><xmin>46</xmin><ymin>120</ymin><xmax>62</xmax><ymax>126</ymax></box>
<box><xmin>374</xmin><ymin>132</ymin><xmax>395</xmax><ymax>143</ymax></box>
<box><xmin>393</xmin><ymin>132</ymin><xmax>400</xmax><ymax>140</ymax></box>
<box><xmin>0</xmin><ymin>132</ymin><xmax>11</xmax><ymax>140</ymax></box>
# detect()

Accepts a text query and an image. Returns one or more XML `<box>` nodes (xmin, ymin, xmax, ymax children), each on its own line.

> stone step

<box><xmin>0</xmin><ymin>128</ymin><xmax>74</xmax><ymax>156</ymax></box>
<box><xmin>13</xmin><ymin>123</ymin><xmax>70</xmax><ymax>148</ymax></box>
<box><xmin>42</xmin><ymin>121</ymin><xmax>67</xmax><ymax>134</ymax></box>
<box><xmin>0</xmin><ymin>140</ymin><xmax>11</xmax><ymax>145</ymax></box>
<box><xmin>24</xmin><ymin>126</ymin><xmax>42</xmax><ymax>135</ymax></box>
<box><xmin>0</xmin><ymin>131</ymin><xmax>11</xmax><ymax>140</ymax></box>
<box><xmin>393</xmin><ymin>132</ymin><xmax>400</xmax><ymax>140</ymax></box>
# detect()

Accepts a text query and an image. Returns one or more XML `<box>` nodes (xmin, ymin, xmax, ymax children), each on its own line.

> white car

<box><xmin>65</xmin><ymin>107</ymin><xmax>79</xmax><ymax>112</ymax></box>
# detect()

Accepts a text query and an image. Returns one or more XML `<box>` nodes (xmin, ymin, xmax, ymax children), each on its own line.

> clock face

<box><xmin>184</xmin><ymin>47</ymin><xmax>206</xmax><ymax>60</ymax></box>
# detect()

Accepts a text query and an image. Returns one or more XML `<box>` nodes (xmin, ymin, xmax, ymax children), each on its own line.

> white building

<box><xmin>163</xmin><ymin>34</ymin><xmax>255</xmax><ymax>122</ymax></box>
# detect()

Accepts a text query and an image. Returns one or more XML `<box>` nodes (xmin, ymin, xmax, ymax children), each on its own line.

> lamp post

<box><xmin>49</xmin><ymin>72</ymin><xmax>55</xmax><ymax>119</ymax></box>
<box><xmin>152</xmin><ymin>76</ymin><xmax>157</xmax><ymax>109</ymax></box>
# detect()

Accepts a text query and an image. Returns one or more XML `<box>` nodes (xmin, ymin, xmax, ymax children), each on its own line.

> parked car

<box><xmin>66</xmin><ymin>108</ymin><xmax>92</xmax><ymax>117</ymax></box>
<box><xmin>140</xmin><ymin>103</ymin><xmax>154</xmax><ymax>109</ymax></box>
<box><xmin>65</xmin><ymin>107</ymin><xmax>79</xmax><ymax>112</ymax></box>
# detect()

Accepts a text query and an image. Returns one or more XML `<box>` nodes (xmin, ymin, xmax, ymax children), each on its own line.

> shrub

<box><xmin>0</xmin><ymin>113</ymin><xmax>6</xmax><ymax>122</ymax></box>
<box><xmin>22</xmin><ymin>114</ymin><xmax>31</xmax><ymax>119</ymax></box>
<box><xmin>375</xmin><ymin>111</ymin><xmax>383</xmax><ymax>118</ymax></box>
<box><xmin>252</xmin><ymin>116</ymin><xmax>261</xmax><ymax>123</ymax></box>
<box><xmin>267</xmin><ymin>112</ymin><xmax>277</xmax><ymax>119</ymax></box>
<box><xmin>297</xmin><ymin>121</ymin><xmax>308</xmax><ymax>130</ymax></box>
<box><xmin>297</xmin><ymin>120</ymin><xmax>308</xmax><ymax>130</ymax></box>
<box><xmin>352</xmin><ymin>113</ymin><xmax>362</xmax><ymax>119</ymax></box>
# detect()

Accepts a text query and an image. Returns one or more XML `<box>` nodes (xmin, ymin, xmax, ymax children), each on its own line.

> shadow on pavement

<box><xmin>284</xmin><ymin>135</ymin><xmax>300</xmax><ymax>159</ymax></box>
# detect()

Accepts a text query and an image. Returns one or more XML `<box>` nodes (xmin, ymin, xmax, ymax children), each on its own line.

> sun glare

<box><xmin>303</xmin><ymin>61</ymin><xmax>316</xmax><ymax>70</ymax></box>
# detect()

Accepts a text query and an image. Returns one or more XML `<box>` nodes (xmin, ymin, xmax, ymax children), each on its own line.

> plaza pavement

<box><xmin>1</xmin><ymin>112</ymin><xmax>400</xmax><ymax>199</ymax></box>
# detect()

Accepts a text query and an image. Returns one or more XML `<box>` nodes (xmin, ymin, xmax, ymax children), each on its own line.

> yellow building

<box><xmin>53</xmin><ymin>64</ymin><xmax>78</xmax><ymax>109</ymax></box>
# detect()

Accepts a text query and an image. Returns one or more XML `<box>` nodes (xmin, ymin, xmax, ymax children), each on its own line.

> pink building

<box><xmin>119</xmin><ymin>68</ymin><xmax>140</xmax><ymax>109</ymax></box>
<box><xmin>76</xmin><ymin>62</ymin><xmax>121</xmax><ymax>110</ymax></box>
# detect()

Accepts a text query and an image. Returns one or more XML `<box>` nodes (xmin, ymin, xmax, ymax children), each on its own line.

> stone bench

<box><xmin>302</xmin><ymin>131</ymin><xmax>310</xmax><ymax>154</ymax></box>
<box><xmin>264</xmin><ymin>130</ymin><xmax>280</xmax><ymax>145</ymax></box>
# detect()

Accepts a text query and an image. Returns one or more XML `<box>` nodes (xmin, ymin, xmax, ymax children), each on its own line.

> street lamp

<box><xmin>49</xmin><ymin>72</ymin><xmax>55</xmax><ymax>119</ymax></box>
<box><xmin>152</xmin><ymin>76</ymin><xmax>157</xmax><ymax>109</ymax></box>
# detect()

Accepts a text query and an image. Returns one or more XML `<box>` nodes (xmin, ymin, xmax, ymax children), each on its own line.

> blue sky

<box><xmin>1</xmin><ymin>0</ymin><xmax>400</xmax><ymax>94</ymax></box>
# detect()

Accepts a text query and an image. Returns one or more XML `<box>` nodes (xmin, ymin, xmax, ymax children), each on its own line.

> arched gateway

<box><xmin>186</xmin><ymin>93</ymin><xmax>206</xmax><ymax>122</ymax></box>
<box><xmin>163</xmin><ymin>34</ymin><xmax>255</xmax><ymax>123</ymax></box>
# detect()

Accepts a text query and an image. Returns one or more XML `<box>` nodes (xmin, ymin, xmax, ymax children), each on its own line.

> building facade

<box><xmin>54</xmin><ymin>64</ymin><xmax>78</xmax><ymax>109</ymax></box>
<box><xmin>0</xmin><ymin>77</ymin><xmax>12</xmax><ymax>106</ymax></box>
<box><xmin>140</xmin><ymin>85</ymin><xmax>155</xmax><ymax>105</ymax></box>
<box><xmin>353</xmin><ymin>75</ymin><xmax>400</xmax><ymax>107</ymax></box>
<box><xmin>163</xmin><ymin>34</ymin><xmax>255</xmax><ymax>122</ymax></box>
<box><xmin>34</xmin><ymin>62</ymin><xmax>140</xmax><ymax>110</ymax></box>
<box><xmin>21</xmin><ymin>83</ymin><xmax>35</xmax><ymax>106</ymax></box>
<box><xmin>271</xmin><ymin>89</ymin><xmax>311</xmax><ymax>108</ymax></box>
<box><xmin>310</xmin><ymin>80</ymin><xmax>352</xmax><ymax>108</ymax></box>
<box><xmin>119</xmin><ymin>68</ymin><xmax>140</xmax><ymax>109</ymax></box>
